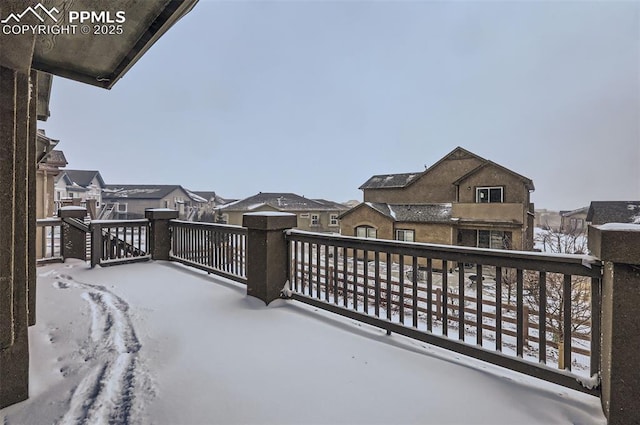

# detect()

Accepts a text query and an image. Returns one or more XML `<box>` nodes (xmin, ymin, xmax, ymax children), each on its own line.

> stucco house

<box><xmin>217</xmin><ymin>192</ymin><xmax>348</xmax><ymax>232</ymax></box>
<box><xmin>54</xmin><ymin>169</ymin><xmax>106</xmax><ymax>216</ymax></box>
<box><xmin>101</xmin><ymin>185</ymin><xmax>204</xmax><ymax>220</ymax></box>
<box><xmin>559</xmin><ymin>206</ymin><xmax>589</xmax><ymax>233</ymax></box>
<box><xmin>340</xmin><ymin>147</ymin><xmax>535</xmax><ymax>250</ymax></box>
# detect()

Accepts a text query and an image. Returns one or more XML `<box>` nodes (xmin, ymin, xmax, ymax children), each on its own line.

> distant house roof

<box><xmin>103</xmin><ymin>185</ymin><xmax>189</xmax><ymax>200</ymax></box>
<box><xmin>560</xmin><ymin>206</ymin><xmax>589</xmax><ymax>217</ymax></box>
<box><xmin>587</xmin><ymin>201</ymin><xmax>640</xmax><ymax>225</ymax></box>
<box><xmin>359</xmin><ymin>147</ymin><xmax>534</xmax><ymax>191</ymax></box>
<box><xmin>341</xmin><ymin>202</ymin><xmax>453</xmax><ymax>223</ymax></box>
<box><xmin>43</xmin><ymin>149</ymin><xmax>67</xmax><ymax>167</ymax></box>
<box><xmin>219</xmin><ymin>193</ymin><xmax>347</xmax><ymax>212</ymax></box>
<box><xmin>359</xmin><ymin>173</ymin><xmax>422</xmax><ymax>190</ymax></box>
<box><xmin>60</xmin><ymin>170</ymin><xmax>105</xmax><ymax>188</ymax></box>
<box><xmin>192</xmin><ymin>191</ymin><xmax>233</xmax><ymax>205</ymax></box>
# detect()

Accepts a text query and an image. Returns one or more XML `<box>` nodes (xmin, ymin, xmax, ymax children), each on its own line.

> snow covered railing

<box><xmin>36</xmin><ymin>218</ymin><xmax>63</xmax><ymax>264</ymax></box>
<box><xmin>285</xmin><ymin>229</ymin><xmax>602</xmax><ymax>396</ymax></box>
<box><xmin>169</xmin><ymin>220</ymin><xmax>247</xmax><ymax>284</ymax></box>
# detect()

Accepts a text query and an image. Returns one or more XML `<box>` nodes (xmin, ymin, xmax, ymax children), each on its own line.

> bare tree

<box><xmin>526</xmin><ymin>227</ymin><xmax>592</xmax><ymax>364</ymax></box>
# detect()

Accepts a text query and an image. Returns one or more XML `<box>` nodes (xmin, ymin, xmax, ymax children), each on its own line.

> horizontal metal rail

<box><xmin>286</xmin><ymin>229</ymin><xmax>602</xmax><ymax>396</ymax></box>
<box><xmin>169</xmin><ymin>220</ymin><xmax>247</xmax><ymax>284</ymax></box>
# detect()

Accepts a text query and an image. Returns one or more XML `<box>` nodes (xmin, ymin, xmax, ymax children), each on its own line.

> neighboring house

<box><xmin>191</xmin><ymin>191</ymin><xmax>235</xmax><ymax>221</ymax></box>
<box><xmin>54</xmin><ymin>169</ymin><xmax>106</xmax><ymax>217</ymax></box>
<box><xmin>217</xmin><ymin>192</ymin><xmax>348</xmax><ymax>232</ymax></box>
<box><xmin>340</xmin><ymin>147</ymin><xmax>535</xmax><ymax>250</ymax></box>
<box><xmin>559</xmin><ymin>207</ymin><xmax>589</xmax><ymax>233</ymax></box>
<box><xmin>586</xmin><ymin>201</ymin><xmax>640</xmax><ymax>225</ymax></box>
<box><xmin>36</xmin><ymin>144</ymin><xmax>67</xmax><ymax>219</ymax></box>
<box><xmin>101</xmin><ymin>185</ymin><xmax>204</xmax><ymax>220</ymax></box>
<box><xmin>534</xmin><ymin>209</ymin><xmax>561</xmax><ymax>231</ymax></box>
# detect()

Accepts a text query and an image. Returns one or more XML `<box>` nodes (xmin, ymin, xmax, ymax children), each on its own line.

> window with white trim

<box><xmin>117</xmin><ymin>202</ymin><xmax>127</xmax><ymax>213</ymax></box>
<box><xmin>476</xmin><ymin>187</ymin><xmax>503</xmax><ymax>203</ymax></box>
<box><xmin>310</xmin><ymin>214</ymin><xmax>320</xmax><ymax>226</ymax></box>
<box><xmin>395</xmin><ymin>229</ymin><xmax>415</xmax><ymax>242</ymax></box>
<box><xmin>329</xmin><ymin>214</ymin><xmax>339</xmax><ymax>226</ymax></box>
<box><xmin>356</xmin><ymin>225</ymin><xmax>377</xmax><ymax>239</ymax></box>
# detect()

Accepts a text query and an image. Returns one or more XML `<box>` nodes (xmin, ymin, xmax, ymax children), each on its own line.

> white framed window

<box><xmin>477</xmin><ymin>230</ymin><xmax>511</xmax><ymax>249</ymax></box>
<box><xmin>395</xmin><ymin>229</ymin><xmax>415</xmax><ymax>242</ymax></box>
<box><xmin>117</xmin><ymin>202</ymin><xmax>127</xmax><ymax>213</ymax></box>
<box><xmin>329</xmin><ymin>214</ymin><xmax>339</xmax><ymax>226</ymax></box>
<box><xmin>310</xmin><ymin>214</ymin><xmax>320</xmax><ymax>226</ymax></box>
<box><xmin>476</xmin><ymin>187</ymin><xmax>503</xmax><ymax>203</ymax></box>
<box><xmin>300</xmin><ymin>213</ymin><xmax>310</xmax><ymax>218</ymax></box>
<box><xmin>356</xmin><ymin>226</ymin><xmax>377</xmax><ymax>239</ymax></box>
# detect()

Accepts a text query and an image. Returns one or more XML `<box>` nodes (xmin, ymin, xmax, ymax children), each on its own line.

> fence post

<box><xmin>145</xmin><ymin>208</ymin><xmax>179</xmax><ymax>260</ymax></box>
<box><xmin>243</xmin><ymin>212</ymin><xmax>297</xmax><ymax>305</ymax></box>
<box><xmin>588</xmin><ymin>224</ymin><xmax>640</xmax><ymax>424</ymax></box>
<box><xmin>58</xmin><ymin>207</ymin><xmax>87</xmax><ymax>261</ymax></box>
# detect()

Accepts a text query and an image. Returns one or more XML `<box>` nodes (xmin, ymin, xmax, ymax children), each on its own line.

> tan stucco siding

<box><xmin>339</xmin><ymin>206</ymin><xmax>394</xmax><ymax>239</ymax></box>
<box><xmin>363</xmin><ymin>157</ymin><xmax>483</xmax><ymax>204</ymax></box>
<box><xmin>457</xmin><ymin>165</ymin><xmax>529</xmax><ymax>204</ymax></box>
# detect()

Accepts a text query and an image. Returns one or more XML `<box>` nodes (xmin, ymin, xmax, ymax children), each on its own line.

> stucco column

<box><xmin>588</xmin><ymin>224</ymin><xmax>640</xmax><ymax>424</ymax></box>
<box><xmin>27</xmin><ymin>70</ymin><xmax>37</xmax><ymax>326</ymax></box>
<box><xmin>59</xmin><ymin>207</ymin><xmax>88</xmax><ymax>261</ymax></box>
<box><xmin>0</xmin><ymin>65</ymin><xmax>31</xmax><ymax>409</ymax></box>
<box><xmin>242</xmin><ymin>212</ymin><xmax>297</xmax><ymax>305</ymax></box>
<box><xmin>145</xmin><ymin>208</ymin><xmax>178</xmax><ymax>260</ymax></box>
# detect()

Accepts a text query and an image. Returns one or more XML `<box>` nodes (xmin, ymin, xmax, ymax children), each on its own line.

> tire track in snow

<box><xmin>52</xmin><ymin>273</ymin><xmax>152</xmax><ymax>425</ymax></box>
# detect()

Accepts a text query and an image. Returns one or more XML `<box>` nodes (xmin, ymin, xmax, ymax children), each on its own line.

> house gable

<box><xmin>362</xmin><ymin>147</ymin><xmax>485</xmax><ymax>204</ymax></box>
<box><xmin>455</xmin><ymin>162</ymin><xmax>533</xmax><ymax>204</ymax></box>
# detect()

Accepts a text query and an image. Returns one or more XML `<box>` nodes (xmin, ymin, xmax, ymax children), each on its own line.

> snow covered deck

<box><xmin>2</xmin><ymin>260</ymin><xmax>605</xmax><ymax>424</ymax></box>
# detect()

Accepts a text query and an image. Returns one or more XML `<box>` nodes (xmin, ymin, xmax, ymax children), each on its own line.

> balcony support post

<box><xmin>145</xmin><ymin>208</ymin><xmax>179</xmax><ymax>260</ymax></box>
<box><xmin>58</xmin><ymin>207</ymin><xmax>88</xmax><ymax>261</ymax></box>
<box><xmin>243</xmin><ymin>212</ymin><xmax>297</xmax><ymax>305</ymax></box>
<box><xmin>0</xmin><ymin>63</ymin><xmax>33</xmax><ymax>408</ymax></box>
<box><xmin>588</xmin><ymin>224</ymin><xmax>640</xmax><ymax>424</ymax></box>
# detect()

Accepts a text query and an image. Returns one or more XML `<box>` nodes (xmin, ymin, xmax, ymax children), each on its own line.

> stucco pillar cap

<box><xmin>145</xmin><ymin>208</ymin><xmax>179</xmax><ymax>220</ymax></box>
<box><xmin>588</xmin><ymin>224</ymin><xmax>640</xmax><ymax>265</ymax></box>
<box><xmin>243</xmin><ymin>212</ymin><xmax>297</xmax><ymax>231</ymax></box>
<box><xmin>58</xmin><ymin>206</ymin><xmax>87</xmax><ymax>219</ymax></box>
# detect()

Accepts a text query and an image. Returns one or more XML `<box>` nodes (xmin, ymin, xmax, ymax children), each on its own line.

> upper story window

<box><xmin>395</xmin><ymin>229</ymin><xmax>415</xmax><ymax>242</ymax></box>
<box><xmin>329</xmin><ymin>214</ymin><xmax>339</xmax><ymax>226</ymax></box>
<box><xmin>356</xmin><ymin>225</ymin><xmax>377</xmax><ymax>239</ymax></box>
<box><xmin>310</xmin><ymin>214</ymin><xmax>320</xmax><ymax>226</ymax></box>
<box><xmin>476</xmin><ymin>187</ymin><xmax>503</xmax><ymax>203</ymax></box>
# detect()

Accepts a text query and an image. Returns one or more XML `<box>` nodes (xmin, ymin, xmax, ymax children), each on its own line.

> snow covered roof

<box><xmin>586</xmin><ymin>201</ymin><xmax>640</xmax><ymax>225</ymax></box>
<box><xmin>218</xmin><ymin>193</ymin><xmax>348</xmax><ymax>212</ymax></box>
<box><xmin>103</xmin><ymin>185</ymin><xmax>189</xmax><ymax>200</ymax></box>
<box><xmin>60</xmin><ymin>170</ymin><xmax>105</xmax><ymax>188</ymax></box>
<box><xmin>344</xmin><ymin>202</ymin><xmax>453</xmax><ymax>223</ymax></box>
<box><xmin>359</xmin><ymin>172</ymin><xmax>421</xmax><ymax>190</ymax></box>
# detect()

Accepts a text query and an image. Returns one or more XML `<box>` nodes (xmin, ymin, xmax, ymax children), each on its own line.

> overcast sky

<box><xmin>40</xmin><ymin>0</ymin><xmax>639</xmax><ymax>210</ymax></box>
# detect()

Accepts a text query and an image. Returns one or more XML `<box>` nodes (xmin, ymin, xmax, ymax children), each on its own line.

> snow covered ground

<box><xmin>1</xmin><ymin>260</ymin><xmax>606</xmax><ymax>424</ymax></box>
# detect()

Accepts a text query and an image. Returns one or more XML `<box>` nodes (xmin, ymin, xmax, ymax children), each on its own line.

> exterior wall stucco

<box><xmin>363</xmin><ymin>157</ymin><xmax>483</xmax><ymax>204</ymax></box>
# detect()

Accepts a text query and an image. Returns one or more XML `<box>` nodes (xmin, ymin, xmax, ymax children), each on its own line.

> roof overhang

<box><xmin>1</xmin><ymin>0</ymin><xmax>198</xmax><ymax>89</ymax></box>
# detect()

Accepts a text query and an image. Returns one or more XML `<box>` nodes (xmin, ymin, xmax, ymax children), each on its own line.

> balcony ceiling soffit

<box><xmin>2</xmin><ymin>0</ymin><xmax>197</xmax><ymax>89</ymax></box>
